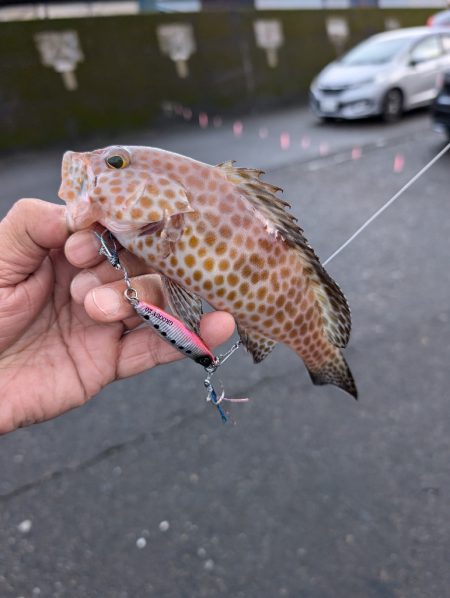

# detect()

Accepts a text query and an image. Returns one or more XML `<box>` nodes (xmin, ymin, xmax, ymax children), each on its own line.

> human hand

<box><xmin>0</xmin><ymin>198</ymin><xmax>235</xmax><ymax>434</ymax></box>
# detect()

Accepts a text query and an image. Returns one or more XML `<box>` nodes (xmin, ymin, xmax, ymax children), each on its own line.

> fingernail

<box><xmin>71</xmin><ymin>271</ymin><xmax>100</xmax><ymax>303</ymax></box>
<box><xmin>65</xmin><ymin>231</ymin><xmax>99</xmax><ymax>265</ymax></box>
<box><xmin>92</xmin><ymin>287</ymin><xmax>122</xmax><ymax>316</ymax></box>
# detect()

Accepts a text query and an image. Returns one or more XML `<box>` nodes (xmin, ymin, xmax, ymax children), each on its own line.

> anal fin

<box><xmin>237</xmin><ymin>325</ymin><xmax>277</xmax><ymax>363</ymax></box>
<box><xmin>163</xmin><ymin>276</ymin><xmax>203</xmax><ymax>335</ymax></box>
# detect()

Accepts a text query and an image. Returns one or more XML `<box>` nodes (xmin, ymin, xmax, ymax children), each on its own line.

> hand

<box><xmin>0</xmin><ymin>199</ymin><xmax>235</xmax><ymax>434</ymax></box>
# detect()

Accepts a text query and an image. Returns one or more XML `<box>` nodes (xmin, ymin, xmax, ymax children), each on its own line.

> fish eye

<box><xmin>106</xmin><ymin>154</ymin><xmax>129</xmax><ymax>169</ymax></box>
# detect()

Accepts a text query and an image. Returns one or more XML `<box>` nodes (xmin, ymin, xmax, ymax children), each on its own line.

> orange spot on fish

<box><xmin>257</xmin><ymin>287</ymin><xmax>267</xmax><ymax>300</ymax></box>
<box><xmin>241</xmin><ymin>265</ymin><xmax>251</xmax><ymax>278</ymax></box>
<box><xmin>203</xmin><ymin>257</ymin><xmax>215</xmax><ymax>271</ymax></box>
<box><xmin>185</xmin><ymin>254</ymin><xmax>196</xmax><ymax>267</ymax></box>
<box><xmin>215</xmin><ymin>242</ymin><xmax>227</xmax><ymax>255</ymax></box>
<box><xmin>219</xmin><ymin>225</ymin><xmax>232</xmax><ymax>239</ymax></box>
<box><xmin>227</xmin><ymin>273</ymin><xmax>238</xmax><ymax>286</ymax></box>
<box><xmin>205</xmin><ymin>213</ymin><xmax>220</xmax><ymax>227</ymax></box>
<box><xmin>239</xmin><ymin>282</ymin><xmax>249</xmax><ymax>295</ymax></box>
<box><xmin>204</xmin><ymin>232</ymin><xmax>216</xmax><ymax>246</ymax></box>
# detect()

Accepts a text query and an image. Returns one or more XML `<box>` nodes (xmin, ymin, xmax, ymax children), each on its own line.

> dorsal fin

<box><xmin>217</xmin><ymin>161</ymin><xmax>351</xmax><ymax>348</ymax></box>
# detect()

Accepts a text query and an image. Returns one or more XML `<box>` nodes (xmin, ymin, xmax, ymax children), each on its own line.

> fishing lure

<box><xmin>95</xmin><ymin>231</ymin><xmax>246</xmax><ymax>422</ymax></box>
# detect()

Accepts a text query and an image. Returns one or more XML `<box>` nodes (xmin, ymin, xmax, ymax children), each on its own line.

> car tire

<box><xmin>381</xmin><ymin>89</ymin><xmax>403</xmax><ymax>123</ymax></box>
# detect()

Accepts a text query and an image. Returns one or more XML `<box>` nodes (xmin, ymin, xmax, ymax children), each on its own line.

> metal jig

<box><xmin>95</xmin><ymin>230</ymin><xmax>247</xmax><ymax>422</ymax></box>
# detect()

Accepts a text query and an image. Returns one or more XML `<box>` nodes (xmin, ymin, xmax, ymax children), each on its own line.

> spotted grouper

<box><xmin>59</xmin><ymin>145</ymin><xmax>357</xmax><ymax>398</ymax></box>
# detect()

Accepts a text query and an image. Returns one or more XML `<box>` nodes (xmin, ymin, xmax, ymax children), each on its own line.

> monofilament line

<box><xmin>323</xmin><ymin>141</ymin><xmax>450</xmax><ymax>267</ymax></box>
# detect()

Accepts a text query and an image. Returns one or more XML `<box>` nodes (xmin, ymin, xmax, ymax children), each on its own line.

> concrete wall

<box><xmin>0</xmin><ymin>9</ymin><xmax>433</xmax><ymax>150</ymax></box>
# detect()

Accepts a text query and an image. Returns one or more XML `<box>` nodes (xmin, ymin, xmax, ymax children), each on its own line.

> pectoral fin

<box><xmin>127</xmin><ymin>174</ymin><xmax>195</xmax><ymax>224</ymax></box>
<box><xmin>163</xmin><ymin>276</ymin><xmax>204</xmax><ymax>334</ymax></box>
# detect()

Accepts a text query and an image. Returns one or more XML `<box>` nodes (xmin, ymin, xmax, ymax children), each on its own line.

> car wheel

<box><xmin>381</xmin><ymin>89</ymin><xmax>403</xmax><ymax>123</ymax></box>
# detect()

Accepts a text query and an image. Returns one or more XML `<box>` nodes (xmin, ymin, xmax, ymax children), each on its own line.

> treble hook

<box><xmin>94</xmin><ymin>230</ymin><xmax>121</xmax><ymax>269</ymax></box>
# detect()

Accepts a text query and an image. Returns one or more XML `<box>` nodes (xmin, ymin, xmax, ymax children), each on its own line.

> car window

<box><xmin>441</xmin><ymin>34</ymin><xmax>450</xmax><ymax>53</ymax></box>
<box><xmin>340</xmin><ymin>37</ymin><xmax>414</xmax><ymax>66</ymax></box>
<box><xmin>410</xmin><ymin>36</ymin><xmax>441</xmax><ymax>63</ymax></box>
<box><xmin>433</xmin><ymin>11</ymin><xmax>450</xmax><ymax>27</ymax></box>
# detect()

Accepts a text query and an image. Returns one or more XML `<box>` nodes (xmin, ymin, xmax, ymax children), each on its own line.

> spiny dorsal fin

<box><xmin>237</xmin><ymin>324</ymin><xmax>277</xmax><ymax>363</ymax></box>
<box><xmin>217</xmin><ymin>161</ymin><xmax>351</xmax><ymax>348</ymax></box>
<box><xmin>162</xmin><ymin>276</ymin><xmax>203</xmax><ymax>335</ymax></box>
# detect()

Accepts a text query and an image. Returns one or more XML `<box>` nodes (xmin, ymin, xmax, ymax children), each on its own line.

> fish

<box><xmin>59</xmin><ymin>145</ymin><xmax>357</xmax><ymax>398</ymax></box>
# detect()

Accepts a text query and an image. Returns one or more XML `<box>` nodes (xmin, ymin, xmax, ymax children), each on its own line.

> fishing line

<box><xmin>323</xmin><ymin>141</ymin><xmax>450</xmax><ymax>267</ymax></box>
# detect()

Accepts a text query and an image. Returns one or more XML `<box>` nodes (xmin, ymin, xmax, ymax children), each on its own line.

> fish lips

<box><xmin>59</xmin><ymin>151</ymin><xmax>101</xmax><ymax>231</ymax></box>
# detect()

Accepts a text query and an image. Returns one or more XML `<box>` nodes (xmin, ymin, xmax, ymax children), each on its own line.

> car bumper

<box><xmin>310</xmin><ymin>85</ymin><xmax>384</xmax><ymax>120</ymax></box>
<box><xmin>432</xmin><ymin>93</ymin><xmax>450</xmax><ymax>129</ymax></box>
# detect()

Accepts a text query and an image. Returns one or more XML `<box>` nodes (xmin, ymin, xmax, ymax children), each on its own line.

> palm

<box><xmin>0</xmin><ymin>248</ymin><xmax>123</xmax><ymax>427</ymax></box>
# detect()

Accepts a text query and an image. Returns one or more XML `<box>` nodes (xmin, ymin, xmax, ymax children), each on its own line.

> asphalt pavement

<box><xmin>1</xmin><ymin>106</ymin><xmax>449</xmax><ymax>598</ymax></box>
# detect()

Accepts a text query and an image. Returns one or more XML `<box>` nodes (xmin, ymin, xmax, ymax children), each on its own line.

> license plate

<box><xmin>321</xmin><ymin>98</ymin><xmax>338</xmax><ymax>113</ymax></box>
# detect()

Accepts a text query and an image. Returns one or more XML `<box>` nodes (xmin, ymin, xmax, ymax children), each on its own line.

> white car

<box><xmin>310</xmin><ymin>27</ymin><xmax>450</xmax><ymax>121</ymax></box>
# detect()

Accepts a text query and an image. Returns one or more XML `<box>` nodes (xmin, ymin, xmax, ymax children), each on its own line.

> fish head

<box><xmin>59</xmin><ymin>145</ymin><xmax>194</xmax><ymax>234</ymax></box>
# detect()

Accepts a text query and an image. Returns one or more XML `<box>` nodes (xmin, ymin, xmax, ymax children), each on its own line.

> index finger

<box><xmin>0</xmin><ymin>199</ymin><xmax>68</xmax><ymax>287</ymax></box>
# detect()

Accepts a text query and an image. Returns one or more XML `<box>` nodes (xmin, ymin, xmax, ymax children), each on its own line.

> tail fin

<box><xmin>307</xmin><ymin>350</ymin><xmax>358</xmax><ymax>399</ymax></box>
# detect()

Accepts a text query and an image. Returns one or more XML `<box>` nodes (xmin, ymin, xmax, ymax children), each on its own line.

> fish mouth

<box><xmin>59</xmin><ymin>151</ymin><xmax>100</xmax><ymax>231</ymax></box>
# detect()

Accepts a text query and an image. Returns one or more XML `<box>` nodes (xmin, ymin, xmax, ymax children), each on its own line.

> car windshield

<box><xmin>433</xmin><ymin>11</ymin><xmax>450</xmax><ymax>26</ymax></box>
<box><xmin>340</xmin><ymin>37</ymin><xmax>413</xmax><ymax>66</ymax></box>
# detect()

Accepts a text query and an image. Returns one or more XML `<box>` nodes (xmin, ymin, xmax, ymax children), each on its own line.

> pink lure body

<box><xmin>134</xmin><ymin>300</ymin><xmax>215</xmax><ymax>368</ymax></box>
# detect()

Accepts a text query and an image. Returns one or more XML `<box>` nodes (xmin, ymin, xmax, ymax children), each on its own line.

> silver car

<box><xmin>310</xmin><ymin>27</ymin><xmax>450</xmax><ymax>121</ymax></box>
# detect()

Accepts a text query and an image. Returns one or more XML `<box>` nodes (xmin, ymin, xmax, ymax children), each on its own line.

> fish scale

<box><xmin>59</xmin><ymin>145</ymin><xmax>357</xmax><ymax>398</ymax></box>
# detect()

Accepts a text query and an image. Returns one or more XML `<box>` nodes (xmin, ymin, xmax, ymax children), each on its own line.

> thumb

<box><xmin>0</xmin><ymin>199</ymin><xmax>69</xmax><ymax>287</ymax></box>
